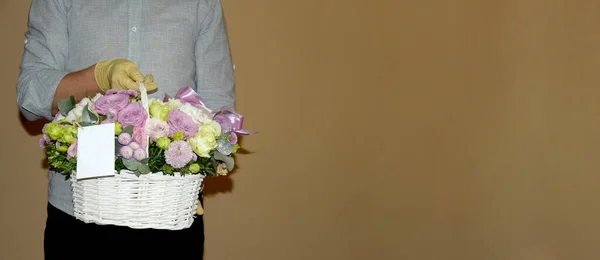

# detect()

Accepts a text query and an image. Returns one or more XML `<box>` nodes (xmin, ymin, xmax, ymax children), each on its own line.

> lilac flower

<box><xmin>118</xmin><ymin>102</ymin><xmax>147</xmax><ymax>128</ymax></box>
<box><xmin>167</xmin><ymin>109</ymin><xmax>198</xmax><ymax>139</ymax></box>
<box><xmin>67</xmin><ymin>141</ymin><xmax>78</xmax><ymax>159</ymax></box>
<box><xmin>118</xmin><ymin>133</ymin><xmax>132</xmax><ymax>145</ymax></box>
<box><xmin>164</xmin><ymin>140</ymin><xmax>195</xmax><ymax>169</ymax></box>
<box><xmin>94</xmin><ymin>93</ymin><xmax>130</xmax><ymax>115</ymax></box>
<box><xmin>39</xmin><ymin>134</ymin><xmax>51</xmax><ymax>148</ymax></box>
<box><xmin>128</xmin><ymin>141</ymin><xmax>140</xmax><ymax>151</ymax></box>
<box><xmin>133</xmin><ymin>149</ymin><xmax>146</xmax><ymax>161</ymax></box>
<box><xmin>120</xmin><ymin>146</ymin><xmax>133</xmax><ymax>159</ymax></box>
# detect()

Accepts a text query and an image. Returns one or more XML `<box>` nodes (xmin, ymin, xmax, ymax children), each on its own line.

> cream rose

<box><xmin>178</xmin><ymin>103</ymin><xmax>212</xmax><ymax>125</ymax></box>
<box><xmin>187</xmin><ymin>120</ymin><xmax>221</xmax><ymax>157</ymax></box>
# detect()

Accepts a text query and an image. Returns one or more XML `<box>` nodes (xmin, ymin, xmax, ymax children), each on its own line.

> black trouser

<box><xmin>44</xmin><ymin>202</ymin><xmax>204</xmax><ymax>259</ymax></box>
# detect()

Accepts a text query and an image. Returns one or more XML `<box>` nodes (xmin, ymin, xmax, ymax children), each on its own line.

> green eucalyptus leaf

<box><xmin>213</xmin><ymin>151</ymin><xmax>234</xmax><ymax>171</ymax></box>
<box><xmin>122</xmin><ymin>158</ymin><xmax>140</xmax><ymax>171</ymax></box>
<box><xmin>138</xmin><ymin>164</ymin><xmax>151</xmax><ymax>174</ymax></box>
<box><xmin>123</xmin><ymin>125</ymin><xmax>134</xmax><ymax>135</ymax></box>
<box><xmin>81</xmin><ymin>104</ymin><xmax>98</xmax><ymax>124</ymax></box>
<box><xmin>115</xmin><ymin>139</ymin><xmax>122</xmax><ymax>155</ymax></box>
<box><xmin>57</xmin><ymin>97</ymin><xmax>75</xmax><ymax>116</ymax></box>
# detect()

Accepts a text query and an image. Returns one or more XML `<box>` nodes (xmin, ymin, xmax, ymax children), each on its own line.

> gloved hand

<box><xmin>142</xmin><ymin>73</ymin><xmax>158</xmax><ymax>93</ymax></box>
<box><xmin>94</xmin><ymin>58</ymin><xmax>158</xmax><ymax>93</ymax></box>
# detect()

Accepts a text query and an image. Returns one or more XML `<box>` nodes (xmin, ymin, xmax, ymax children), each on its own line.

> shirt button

<box><xmin>132</xmin><ymin>26</ymin><xmax>138</xmax><ymax>32</ymax></box>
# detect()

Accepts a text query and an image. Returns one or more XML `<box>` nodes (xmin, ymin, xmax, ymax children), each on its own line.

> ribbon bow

<box><xmin>214</xmin><ymin>106</ymin><xmax>255</xmax><ymax>144</ymax></box>
<box><xmin>163</xmin><ymin>86</ymin><xmax>206</xmax><ymax>108</ymax></box>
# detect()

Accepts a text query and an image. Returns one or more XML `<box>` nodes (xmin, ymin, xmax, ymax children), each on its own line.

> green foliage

<box><xmin>115</xmin><ymin>157</ymin><xmax>124</xmax><ymax>172</ymax></box>
<box><xmin>45</xmin><ymin>142</ymin><xmax>76</xmax><ymax>179</ymax></box>
<box><xmin>213</xmin><ymin>150</ymin><xmax>234</xmax><ymax>171</ymax></box>
<box><xmin>122</xmin><ymin>157</ymin><xmax>151</xmax><ymax>176</ymax></box>
<box><xmin>81</xmin><ymin>104</ymin><xmax>98</xmax><ymax>124</ymax></box>
<box><xmin>57</xmin><ymin>96</ymin><xmax>76</xmax><ymax>116</ymax></box>
<box><xmin>147</xmin><ymin>143</ymin><xmax>166</xmax><ymax>173</ymax></box>
<box><xmin>122</xmin><ymin>125</ymin><xmax>134</xmax><ymax>135</ymax></box>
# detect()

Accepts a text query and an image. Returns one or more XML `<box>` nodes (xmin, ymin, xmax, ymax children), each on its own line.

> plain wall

<box><xmin>3</xmin><ymin>0</ymin><xmax>600</xmax><ymax>259</ymax></box>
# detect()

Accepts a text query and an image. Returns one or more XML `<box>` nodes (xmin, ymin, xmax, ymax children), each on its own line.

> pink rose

<box><xmin>126</xmin><ymin>89</ymin><xmax>138</xmax><ymax>97</ymax></box>
<box><xmin>117</xmin><ymin>102</ymin><xmax>147</xmax><ymax>128</ymax></box>
<box><xmin>167</xmin><ymin>109</ymin><xmax>198</xmax><ymax>139</ymax></box>
<box><xmin>132</xmin><ymin>125</ymin><xmax>148</xmax><ymax>151</ymax></box>
<box><xmin>94</xmin><ymin>93</ymin><xmax>131</xmax><ymax>115</ymax></box>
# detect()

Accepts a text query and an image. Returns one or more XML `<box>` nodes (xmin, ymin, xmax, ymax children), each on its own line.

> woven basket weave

<box><xmin>71</xmin><ymin>170</ymin><xmax>204</xmax><ymax>230</ymax></box>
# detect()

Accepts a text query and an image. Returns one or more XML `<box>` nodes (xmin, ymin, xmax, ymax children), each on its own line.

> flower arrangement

<box><xmin>41</xmin><ymin>86</ymin><xmax>251</xmax><ymax>179</ymax></box>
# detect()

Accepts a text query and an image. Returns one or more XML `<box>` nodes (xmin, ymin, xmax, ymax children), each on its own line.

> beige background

<box><xmin>2</xmin><ymin>0</ymin><xmax>600</xmax><ymax>259</ymax></box>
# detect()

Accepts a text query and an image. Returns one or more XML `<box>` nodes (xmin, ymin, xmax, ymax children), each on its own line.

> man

<box><xmin>16</xmin><ymin>0</ymin><xmax>235</xmax><ymax>258</ymax></box>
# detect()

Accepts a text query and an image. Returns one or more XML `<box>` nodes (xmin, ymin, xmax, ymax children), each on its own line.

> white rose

<box><xmin>52</xmin><ymin>112</ymin><xmax>65</xmax><ymax>122</ymax></box>
<box><xmin>91</xmin><ymin>93</ymin><xmax>103</xmax><ymax>102</ymax></box>
<box><xmin>167</xmin><ymin>98</ymin><xmax>181</xmax><ymax>109</ymax></box>
<box><xmin>178</xmin><ymin>103</ymin><xmax>212</xmax><ymax>125</ymax></box>
<box><xmin>64</xmin><ymin>98</ymin><xmax>91</xmax><ymax>123</ymax></box>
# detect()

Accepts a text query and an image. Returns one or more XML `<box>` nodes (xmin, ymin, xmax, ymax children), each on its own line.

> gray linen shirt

<box><xmin>16</xmin><ymin>0</ymin><xmax>235</xmax><ymax>216</ymax></box>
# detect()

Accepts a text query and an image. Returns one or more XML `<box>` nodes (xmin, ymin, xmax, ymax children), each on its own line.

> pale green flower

<box><xmin>187</xmin><ymin>132</ymin><xmax>218</xmax><ymax>158</ymax></box>
<box><xmin>189</xmin><ymin>163</ymin><xmax>200</xmax><ymax>173</ymax></box>
<box><xmin>172</xmin><ymin>132</ymin><xmax>185</xmax><ymax>141</ymax></box>
<box><xmin>64</xmin><ymin>125</ymin><xmax>78</xmax><ymax>136</ymax></box>
<box><xmin>57</xmin><ymin>145</ymin><xmax>69</xmax><ymax>153</ymax></box>
<box><xmin>149</xmin><ymin>100</ymin><xmax>172</xmax><ymax>121</ymax></box>
<box><xmin>114</xmin><ymin>122</ymin><xmax>123</xmax><ymax>135</ymax></box>
<box><xmin>59</xmin><ymin>133</ymin><xmax>76</xmax><ymax>144</ymax></box>
<box><xmin>156</xmin><ymin>136</ymin><xmax>171</xmax><ymax>150</ymax></box>
<box><xmin>198</xmin><ymin>119</ymin><xmax>222</xmax><ymax>138</ymax></box>
<box><xmin>58</xmin><ymin>125</ymin><xmax>77</xmax><ymax>144</ymax></box>
<box><xmin>44</xmin><ymin>122</ymin><xmax>64</xmax><ymax>140</ymax></box>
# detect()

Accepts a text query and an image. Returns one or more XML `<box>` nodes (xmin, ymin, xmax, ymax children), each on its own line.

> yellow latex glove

<box><xmin>94</xmin><ymin>58</ymin><xmax>158</xmax><ymax>93</ymax></box>
<box><xmin>196</xmin><ymin>200</ymin><xmax>204</xmax><ymax>215</ymax></box>
<box><xmin>142</xmin><ymin>73</ymin><xmax>158</xmax><ymax>93</ymax></box>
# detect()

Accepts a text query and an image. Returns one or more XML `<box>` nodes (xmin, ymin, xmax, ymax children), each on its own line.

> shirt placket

<box><xmin>127</xmin><ymin>0</ymin><xmax>142</xmax><ymax>63</ymax></box>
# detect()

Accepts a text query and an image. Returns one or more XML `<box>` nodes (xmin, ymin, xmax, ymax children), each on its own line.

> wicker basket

<box><xmin>70</xmin><ymin>170</ymin><xmax>204</xmax><ymax>230</ymax></box>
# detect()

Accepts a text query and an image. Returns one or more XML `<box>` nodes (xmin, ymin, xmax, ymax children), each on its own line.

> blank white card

<box><xmin>76</xmin><ymin>123</ymin><xmax>116</xmax><ymax>179</ymax></box>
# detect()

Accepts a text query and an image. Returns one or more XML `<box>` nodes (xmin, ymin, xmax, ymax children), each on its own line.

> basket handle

<box><xmin>138</xmin><ymin>82</ymin><xmax>150</xmax><ymax>155</ymax></box>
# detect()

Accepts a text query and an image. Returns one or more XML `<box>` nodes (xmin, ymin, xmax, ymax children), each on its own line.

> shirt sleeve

<box><xmin>16</xmin><ymin>0</ymin><xmax>70</xmax><ymax>121</ymax></box>
<box><xmin>195</xmin><ymin>0</ymin><xmax>236</xmax><ymax>111</ymax></box>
